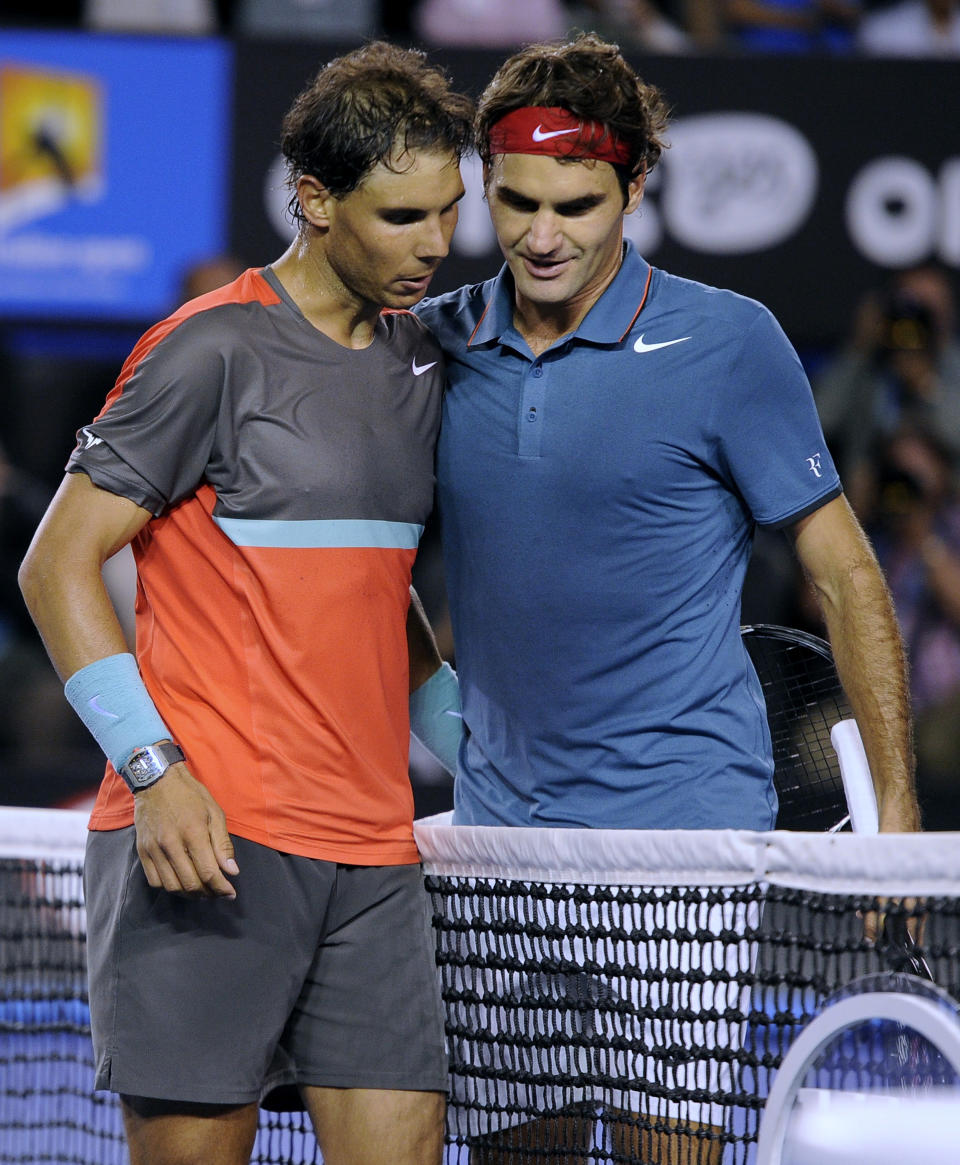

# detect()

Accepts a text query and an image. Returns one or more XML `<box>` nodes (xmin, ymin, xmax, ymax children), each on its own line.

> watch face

<box><xmin>121</xmin><ymin>743</ymin><xmax>183</xmax><ymax>790</ymax></box>
<box><xmin>124</xmin><ymin>747</ymin><xmax>166</xmax><ymax>786</ymax></box>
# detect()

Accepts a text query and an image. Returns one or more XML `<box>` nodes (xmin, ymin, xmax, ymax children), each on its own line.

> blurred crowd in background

<box><xmin>2</xmin><ymin>2</ymin><xmax>960</xmax><ymax>828</ymax></box>
<box><xmin>1</xmin><ymin>0</ymin><xmax>959</xmax><ymax>56</ymax></box>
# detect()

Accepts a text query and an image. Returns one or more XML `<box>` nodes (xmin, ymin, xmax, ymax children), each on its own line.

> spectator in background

<box><xmin>179</xmin><ymin>254</ymin><xmax>246</xmax><ymax>301</ymax></box>
<box><xmin>857</xmin><ymin>0</ymin><xmax>960</xmax><ymax>55</ymax></box>
<box><xmin>868</xmin><ymin>427</ymin><xmax>960</xmax><ymax>828</ymax></box>
<box><xmin>720</xmin><ymin>0</ymin><xmax>862</xmax><ymax>51</ymax></box>
<box><xmin>814</xmin><ymin>265</ymin><xmax>960</xmax><ymax>516</ymax></box>
<box><xmin>412</xmin><ymin>0</ymin><xmax>569</xmax><ymax>46</ymax></box>
<box><xmin>233</xmin><ymin>0</ymin><xmax>379</xmax><ymax>40</ymax></box>
<box><xmin>577</xmin><ymin>0</ymin><xmax>697</xmax><ymax>52</ymax></box>
<box><xmin>83</xmin><ymin>0</ymin><xmax>219</xmax><ymax>33</ymax></box>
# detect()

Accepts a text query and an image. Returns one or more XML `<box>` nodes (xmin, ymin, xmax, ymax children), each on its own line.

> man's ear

<box><xmin>296</xmin><ymin>174</ymin><xmax>335</xmax><ymax>230</ymax></box>
<box><xmin>624</xmin><ymin>167</ymin><xmax>646</xmax><ymax>216</ymax></box>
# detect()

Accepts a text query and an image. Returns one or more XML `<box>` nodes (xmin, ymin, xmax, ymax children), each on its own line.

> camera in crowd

<box><xmin>880</xmin><ymin>289</ymin><xmax>939</xmax><ymax>355</ymax></box>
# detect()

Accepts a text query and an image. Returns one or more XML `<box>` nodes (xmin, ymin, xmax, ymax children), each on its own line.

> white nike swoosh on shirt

<box><xmin>633</xmin><ymin>334</ymin><xmax>692</xmax><ymax>354</ymax></box>
<box><xmin>412</xmin><ymin>359</ymin><xmax>438</xmax><ymax>376</ymax></box>
<box><xmin>531</xmin><ymin>125</ymin><xmax>580</xmax><ymax>142</ymax></box>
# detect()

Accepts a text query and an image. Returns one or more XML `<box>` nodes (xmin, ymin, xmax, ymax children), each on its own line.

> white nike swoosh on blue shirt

<box><xmin>633</xmin><ymin>334</ymin><xmax>692</xmax><ymax>354</ymax></box>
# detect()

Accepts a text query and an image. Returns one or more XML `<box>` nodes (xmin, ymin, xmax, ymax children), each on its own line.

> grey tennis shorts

<box><xmin>84</xmin><ymin>827</ymin><xmax>449</xmax><ymax>1105</ymax></box>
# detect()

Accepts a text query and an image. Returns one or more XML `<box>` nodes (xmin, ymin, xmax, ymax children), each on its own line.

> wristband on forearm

<box><xmin>409</xmin><ymin>662</ymin><xmax>463</xmax><ymax>776</ymax></box>
<box><xmin>64</xmin><ymin>653</ymin><xmax>176</xmax><ymax>790</ymax></box>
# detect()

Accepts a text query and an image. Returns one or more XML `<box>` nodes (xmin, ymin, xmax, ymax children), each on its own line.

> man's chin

<box><xmin>382</xmin><ymin>286</ymin><xmax>432</xmax><ymax>310</ymax></box>
<box><xmin>514</xmin><ymin>277</ymin><xmax>573</xmax><ymax>307</ymax></box>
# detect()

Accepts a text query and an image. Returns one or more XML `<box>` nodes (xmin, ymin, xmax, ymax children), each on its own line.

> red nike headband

<box><xmin>487</xmin><ymin>106</ymin><xmax>631</xmax><ymax>167</ymax></box>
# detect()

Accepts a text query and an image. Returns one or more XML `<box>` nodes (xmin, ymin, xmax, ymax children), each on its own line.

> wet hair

<box><xmin>281</xmin><ymin>41</ymin><xmax>474</xmax><ymax>224</ymax></box>
<box><xmin>476</xmin><ymin>33</ymin><xmax>670</xmax><ymax>197</ymax></box>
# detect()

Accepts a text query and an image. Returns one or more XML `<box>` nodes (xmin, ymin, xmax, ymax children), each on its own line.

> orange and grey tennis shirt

<box><xmin>68</xmin><ymin>267</ymin><xmax>445</xmax><ymax>865</ymax></box>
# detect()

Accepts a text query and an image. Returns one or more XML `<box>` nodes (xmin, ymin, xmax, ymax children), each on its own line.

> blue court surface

<box><xmin>2</xmin><ymin>991</ymin><xmax>954</xmax><ymax>1164</ymax></box>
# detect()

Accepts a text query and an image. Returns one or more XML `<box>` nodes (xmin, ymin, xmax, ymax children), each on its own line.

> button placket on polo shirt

<box><xmin>517</xmin><ymin>359</ymin><xmax>546</xmax><ymax>459</ymax></box>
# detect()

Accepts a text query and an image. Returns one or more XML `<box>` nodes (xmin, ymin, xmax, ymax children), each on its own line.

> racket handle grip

<box><xmin>830</xmin><ymin>719</ymin><xmax>879</xmax><ymax>835</ymax></box>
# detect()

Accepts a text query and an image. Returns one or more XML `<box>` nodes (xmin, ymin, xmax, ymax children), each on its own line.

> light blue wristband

<box><xmin>64</xmin><ymin>653</ymin><xmax>173</xmax><ymax>771</ymax></box>
<box><xmin>409</xmin><ymin>662</ymin><xmax>463</xmax><ymax>776</ymax></box>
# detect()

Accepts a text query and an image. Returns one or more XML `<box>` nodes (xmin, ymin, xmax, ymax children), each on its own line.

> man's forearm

<box><xmin>817</xmin><ymin>559</ymin><xmax>920</xmax><ymax>832</ymax></box>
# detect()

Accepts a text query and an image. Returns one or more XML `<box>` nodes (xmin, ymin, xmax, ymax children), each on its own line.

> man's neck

<box><xmin>271</xmin><ymin>239</ymin><xmax>380</xmax><ymax>350</ymax></box>
<box><xmin>512</xmin><ymin>299</ymin><xmax>587</xmax><ymax>357</ymax></box>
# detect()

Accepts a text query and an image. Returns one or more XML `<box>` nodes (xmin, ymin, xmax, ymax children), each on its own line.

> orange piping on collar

<box><xmin>617</xmin><ymin>264</ymin><xmax>653</xmax><ymax>344</ymax></box>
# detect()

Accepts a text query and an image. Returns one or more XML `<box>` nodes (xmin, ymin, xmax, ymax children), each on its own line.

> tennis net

<box><xmin>0</xmin><ymin>807</ymin><xmax>321</xmax><ymax>1165</ymax></box>
<box><xmin>416</xmin><ymin>814</ymin><xmax>960</xmax><ymax>1164</ymax></box>
<box><xmin>2</xmin><ymin>807</ymin><xmax>959</xmax><ymax>1164</ymax></box>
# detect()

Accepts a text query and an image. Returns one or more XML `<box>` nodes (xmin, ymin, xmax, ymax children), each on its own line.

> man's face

<box><xmin>485</xmin><ymin>152</ymin><xmax>644</xmax><ymax>316</ymax></box>
<box><xmin>322</xmin><ymin>147</ymin><xmax>465</xmax><ymax>310</ymax></box>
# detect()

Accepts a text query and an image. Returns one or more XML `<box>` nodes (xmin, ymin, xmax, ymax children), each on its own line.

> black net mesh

<box><xmin>426</xmin><ymin>872</ymin><xmax>960</xmax><ymax>1165</ymax></box>
<box><xmin>3</xmin><ymin>836</ymin><xmax>960</xmax><ymax>1165</ymax></box>
<box><xmin>0</xmin><ymin>856</ymin><xmax>321</xmax><ymax>1165</ymax></box>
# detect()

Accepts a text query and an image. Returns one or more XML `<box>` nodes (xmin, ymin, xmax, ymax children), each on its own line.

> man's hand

<box><xmin>133</xmin><ymin>764</ymin><xmax>239</xmax><ymax>898</ymax></box>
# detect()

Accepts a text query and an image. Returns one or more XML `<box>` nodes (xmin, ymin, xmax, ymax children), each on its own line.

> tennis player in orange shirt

<box><xmin>20</xmin><ymin>42</ymin><xmax>467</xmax><ymax>1165</ymax></box>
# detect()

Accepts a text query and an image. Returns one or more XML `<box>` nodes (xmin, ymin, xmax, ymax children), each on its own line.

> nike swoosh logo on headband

<box><xmin>531</xmin><ymin>125</ymin><xmax>580</xmax><ymax>142</ymax></box>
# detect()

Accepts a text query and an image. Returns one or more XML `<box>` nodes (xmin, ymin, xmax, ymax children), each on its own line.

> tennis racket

<box><xmin>741</xmin><ymin>623</ymin><xmax>878</xmax><ymax>833</ymax></box>
<box><xmin>757</xmin><ymin>972</ymin><xmax>960</xmax><ymax>1165</ymax></box>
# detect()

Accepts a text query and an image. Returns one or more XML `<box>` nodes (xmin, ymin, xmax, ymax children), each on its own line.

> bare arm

<box><xmin>407</xmin><ymin>586</ymin><xmax>444</xmax><ymax>692</ymax></box>
<box><xmin>19</xmin><ymin>472</ymin><xmax>148</xmax><ymax>677</ymax></box>
<box><xmin>789</xmin><ymin>494</ymin><xmax>920</xmax><ymax>833</ymax></box>
<box><xmin>19</xmin><ymin>471</ymin><xmax>239</xmax><ymax>897</ymax></box>
<box><xmin>406</xmin><ymin>586</ymin><xmax>462</xmax><ymax>775</ymax></box>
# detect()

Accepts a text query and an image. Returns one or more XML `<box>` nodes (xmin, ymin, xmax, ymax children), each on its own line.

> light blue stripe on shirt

<box><xmin>213</xmin><ymin>516</ymin><xmax>423</xmax><ymax>549</ymax></box>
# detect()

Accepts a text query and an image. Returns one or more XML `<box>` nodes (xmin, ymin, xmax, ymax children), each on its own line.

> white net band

<box><xmin>414</xmin><ymin>812</ymin><xmax>960</xmax><ymax>897</ymax></box>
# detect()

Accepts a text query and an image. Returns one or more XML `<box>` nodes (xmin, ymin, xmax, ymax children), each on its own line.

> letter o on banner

<box><xmin>846</xmin><ymin>156</ymin><xmax>936</xmax><ymax>267</ymax></box>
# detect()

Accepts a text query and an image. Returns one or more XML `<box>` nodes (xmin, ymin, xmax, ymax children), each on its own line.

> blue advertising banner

<box><xmin>0</xmin><ymin>31</ymin><xmax>230</xmax><ymax>321</ymax></box>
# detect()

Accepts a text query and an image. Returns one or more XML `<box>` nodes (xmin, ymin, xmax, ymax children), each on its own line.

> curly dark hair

<box><xmin>476</xmin><ymin>33</ymin><xmax>669</xmax><ymax>194</ymax></box>
<box><xmin>281</xmin><ymin>42</ymin><xmax>475</xmax><ymax>224</ymax></box>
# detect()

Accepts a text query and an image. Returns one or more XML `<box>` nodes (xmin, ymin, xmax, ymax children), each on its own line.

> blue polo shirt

<box><xmin>415</xmin><ymin>243</ymin><xmax>841</xmax><ymax>830</ymax></box>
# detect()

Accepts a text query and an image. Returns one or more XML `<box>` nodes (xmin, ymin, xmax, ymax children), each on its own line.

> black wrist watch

<box><xmin>118</xmin><ymin>741</ymin><xmax>185</xmax><ymax>793</ymax></box>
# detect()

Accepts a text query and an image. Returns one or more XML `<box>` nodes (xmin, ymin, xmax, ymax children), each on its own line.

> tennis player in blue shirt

<box><xmin>415</xmin><ymin>31</ymin><xmax>921</xmax><ymax>1164</ymax></box>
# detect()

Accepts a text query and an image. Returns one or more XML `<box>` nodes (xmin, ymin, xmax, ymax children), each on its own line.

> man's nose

<box><xmin>526</xmin><ymin>210</ymin><xmax>561</xmax><ymax>253</ymax></box>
